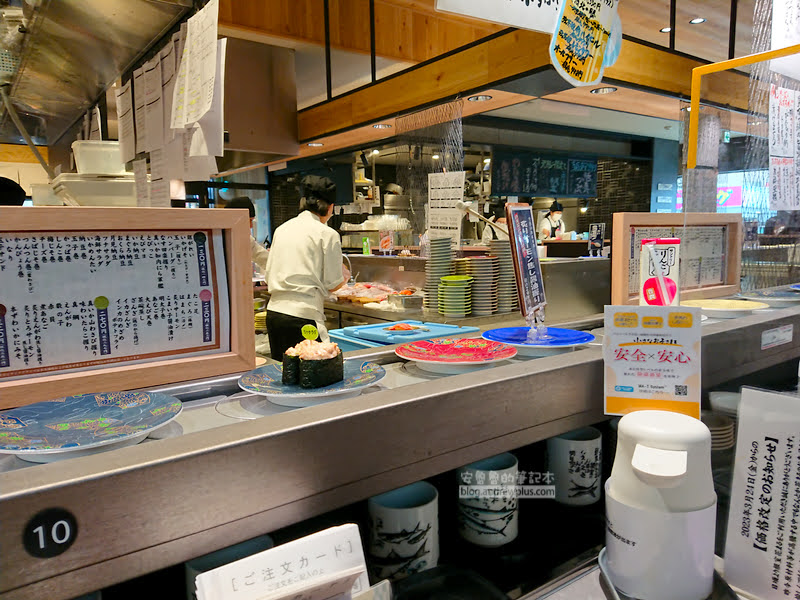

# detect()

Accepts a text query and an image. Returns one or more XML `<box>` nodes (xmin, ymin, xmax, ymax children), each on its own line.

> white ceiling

<box><xmin>484</xmin><ymin>99</ymin><xmax>683</xmax><ymax>141</ymax></box>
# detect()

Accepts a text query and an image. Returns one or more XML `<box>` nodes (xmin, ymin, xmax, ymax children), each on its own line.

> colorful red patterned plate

<box><xmin>395</xmin><ymin>338</ymin><xmax>517</xmax><ymax>365</ymax></box>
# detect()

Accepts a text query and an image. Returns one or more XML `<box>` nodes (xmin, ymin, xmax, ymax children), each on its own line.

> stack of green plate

<box><xmin>254</xmin><ymin>311</ymin><xmax>267</xmax><ymax>330</ymax></box>
<box><xmin>438</xmin><ymin>275</ymin><xmax>473</xmax><ymax>318</ymax></box>
<box><xmin>455</xmin><ymin>257</ymin><xmax>499</xmax><ymax>317</ymax></box>
<box><xmin>424</xmin><ymin>237</ymin><xmax>454</xmax><ymax>311</ymax></box>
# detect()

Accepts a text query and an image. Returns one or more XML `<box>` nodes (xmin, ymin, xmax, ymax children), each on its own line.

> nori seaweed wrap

<box><xmin>282</xmin><ymin>351</ymin><xmax>300</xmax><ymax>385</ymax></box>
<box><xmin>299</xmin><ymin>350</ymin><xmax>344</xmax><ymax>389</ymax></box>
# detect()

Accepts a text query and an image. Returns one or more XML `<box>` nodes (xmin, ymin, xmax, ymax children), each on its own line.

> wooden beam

<box><xmin>298</xmin><ymin>29</ymin><xmax>751</xmax><ymax>141</ymax></box>
<box><xmin>0</xmin><ymin>143</ymin><xmax>49</xmax><ymax>164</ymax></box>
<box><xmin>219</xmin><ymin>0</ymin><xmax>503</xmax><ymax>63</ymax></box>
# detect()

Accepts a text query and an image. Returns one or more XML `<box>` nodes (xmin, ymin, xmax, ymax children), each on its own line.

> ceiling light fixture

<box><xmin>372</xmin><ymin>149</ymin><xmax>380</xmax><ymax>155</ymax></box>
<box><xmin>660</xmin><ymin>26</ymin><xmax>671</xmax><ymax>33</ymax></box>
<box><xmin>467</xmin><ymin>95</ymin><xmax>493</xmax><ymax>102</ymax></box>
<box><xmin>580</xmin><ymin>206</ymin><xmax>588</xmax><ymax>214</ymax></box>
<box><xmin>432</xmin><ymin>154</ymin><xmax>440</xmax><ymax>160</ymax></box>
<box><xmin>483</xmin><ymin>157</ymin><xmax>491</xmax><ymax>163</ymax></box>
<box><xmin>590</xmin><ymin>86</ymin><xmax>617</xmax><ymax>94</ymax></box>
<box><xmin>307</xmin><ymin>142</ymin><xmax>324</xmax><ymax>147</ymax></box>
<box><xmin>689</xmin><ymin>17</ymin><xmax>706</xmax><ymax>24</ymax></box>
<box><xmin>373</xmin><ymin>123</ymin><xmax>392</xmax><ymax>129</ymax></box>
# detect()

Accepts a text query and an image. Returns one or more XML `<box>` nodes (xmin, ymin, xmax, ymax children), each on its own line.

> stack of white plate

<box><xmin>489</xmin><ymin>240</ymin><xmax>519</xmax><ymax>313</ymax></box>
<box><xmin>701</xmin><ymin>411</ymin><xmax>736</xmax><ymax>451</ymax></box>
<box><xmin>438</xmin><ymin>276</ymin><xmax>473</xmax><ymax>317</ymax></box>
<box><xmin>709</xmin><ymin>391</ymin><xmax>740</xmax><ymax>424</ymax></box>
<box><xmin>424</xmin><ymin>238</ymin><xmax>454</xmax><ymax>311</ymax></box>
<box><xmin>455</xmin><ymin>256</ymin><xmax>498</xmax><ymax>316</ymax></box>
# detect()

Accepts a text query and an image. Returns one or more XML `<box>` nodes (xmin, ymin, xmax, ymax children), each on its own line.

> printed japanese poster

<box><xmin>768</xmin><ymin>84</ymin><xmax>798</xmax><ymax>210</ymax></box>
<box><xmin>603</xmin><ymin>305</ymin><xmax>701</xmax><ymax>418</ymax></box>
<box><xmin>724</xmin><ymin>387</ymin><xmax>800</xmax><ymax>600</ymax></box>
<box><xmin>0</xmin><ymin>230</ymin><xmax>230</xmax><ymax>381</ymax></box>
<box><xmin>427</xmin><ymin>171</ymin><xmax>465</xmax><ymax>245</ymax></box>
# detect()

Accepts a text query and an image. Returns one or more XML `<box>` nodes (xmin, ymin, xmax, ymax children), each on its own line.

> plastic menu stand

<box><xmin>392</xmin><ymin>565</ymin><xmax>507</xmax><ymax>600</ymax></box>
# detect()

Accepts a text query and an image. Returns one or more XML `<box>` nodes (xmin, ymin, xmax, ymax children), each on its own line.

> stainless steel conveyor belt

<box><xmin>2</xmin><ymin>308</ymin><xmax>800</xmax><ymax>599</ymax></box>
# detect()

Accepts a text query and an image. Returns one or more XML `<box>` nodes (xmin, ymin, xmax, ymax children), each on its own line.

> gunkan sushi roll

<box><xmin>282</xmin><ymin>346</ymin><xmax>301</xmax><ymax>385</ymax></box>
<box><xmin>283</xmin><ymin>339</ymin><xmax>344</xmax><ymax>389</ymax></box>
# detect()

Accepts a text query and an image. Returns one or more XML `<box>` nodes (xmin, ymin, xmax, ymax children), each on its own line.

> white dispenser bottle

<box><xmin>605</xmin><ymin>410</ymin><xmax>716</xmax><ymax>600</ymax></box>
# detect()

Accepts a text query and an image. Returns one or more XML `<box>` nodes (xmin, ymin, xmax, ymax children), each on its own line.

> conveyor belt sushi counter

<box><xmin>3</xmin><ymin>209</ymin><xmax>800</xmax><ymax>599</ymax></box>
<box><xmin>3</xmin><ymin>305</ymin><xmax>800</xmax><ymax>599</ymax></box>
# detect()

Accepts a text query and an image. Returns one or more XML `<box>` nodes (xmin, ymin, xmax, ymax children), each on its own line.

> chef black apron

<box><xmin>547</xmin><ymin>217</ymin><xmax>563</xmax><ymax>238</ymax></box>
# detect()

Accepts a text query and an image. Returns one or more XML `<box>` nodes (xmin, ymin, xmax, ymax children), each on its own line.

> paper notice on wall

<box><xmin>724</xmin><ymin>387</ymin><xmax>800</xmax><ymax>600</ymax></box>
<box><xmin>766</xmin><ymin>85</ymin><xmax>798</xmax><ymax>210</ymax></box>
<box><xmin>427</xmin><ymin>171</ymin><xmax>465</xmax><ymax>245</ymax></box>
<box><xmin>183</xmin><ymin>130</ymin><xmax>217</xmax><ymax>181</ymax></box>
<box><xmin>133</xmin><ymin>67</ymin><xmax>147</xmax><ymax>154</ymax></box>
<box><xmin>770</xmin><ymin>156</ymin><xmax>797</xmax><ymax>210</ymax></box>
<box><xmin>132</xmin><ymin>158</ymin><xmax>149</xmax><ymax>207</ymax></box>
<box><xmin>771</xmin><ymin>0</ymin><xmax>800</xmax><ymax>80</ymax></box>
<box><xmin>149</xmin><ymin>148</ymin><xmax>171</xmax><ymax>207</ymax></box>
<box><xmin>161</xmin><ymin>39</ymin><xmax>178</xmax><ymax>146</ymax></box>
<box><xmin>115</xmin><ymin>81</ymin><xmax>136</xmax><ymax>164</ymax></box>
<box><xmin>89</xmin><ymin>106</ymin><xmax>102</xmax><ymax>140</ymax></box>
<box><xmin>769</xmin><ymin>84</ymin><xmax>796</xmax><ymax>158</ymax></box>
<box><xmin>144</xmin><ymin>56</ymin><xmax>164</xmax><ymax>153</ymax></box>
<box><xmin>170</xmin><ymin>0</ymin><xmax>219</xmax><ymax>128</ymax></box>
<box><xmin>189</xmin><ymin>38</ymin><xmax>226</xmax><ymax>158</ymax></box>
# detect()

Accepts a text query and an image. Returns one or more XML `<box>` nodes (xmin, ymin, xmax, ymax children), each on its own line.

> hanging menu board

<box><xmin>0</xmin><ymin>207</ymin><xmax>254</xmax><ymax>408</ymax></box>
<box><xmin>491</xmin><ymin>150</ymin><xmax>597</xmax><ymax>197</ymax></box>
<box><xmin>611</xmin><ymin>213</ymin><xmax>743</xmax><ymax>305</ymax></box>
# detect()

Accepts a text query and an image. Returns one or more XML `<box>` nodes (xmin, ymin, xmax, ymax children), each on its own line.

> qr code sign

<box><xmin>675</xmin><ymin>385</ymin><xmax>688</xmax><ymax>396</ymax></box>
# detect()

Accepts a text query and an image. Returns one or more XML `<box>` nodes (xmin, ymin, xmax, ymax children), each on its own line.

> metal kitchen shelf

<box><xmin>2</xmin><ymin>308</ymin><xmax>800</xmax><ymax>599</ymax></box>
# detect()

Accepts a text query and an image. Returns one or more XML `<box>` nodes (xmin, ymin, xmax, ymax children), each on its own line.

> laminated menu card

<box><xmin>194</xmin><ymin>524</ymin><xmax>369</xmax><ymax>600</ymax></box>
<box><xmin>0</xmin><ymin>230</ymin><xmax>230</xmax><ymax>381</ymax></box>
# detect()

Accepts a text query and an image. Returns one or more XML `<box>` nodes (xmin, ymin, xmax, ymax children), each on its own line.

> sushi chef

<box><xmin>481</xmin><ymin>205</ymin><xmax>509</xmax><ymax>244</ymax></box>
<box><xmin>539</xmin><ymin>200</ymin><xmax>566</xmax><ymax>240</ymax></box>
<box><xmin>224</xmin><ymin>197</ymin><xmax>271</xmax><ymax>274</ymax></box>
<box><xmin>265</xmin><ymin>176</ymin><xmax>351</xmax><ymax>360</ymax></box>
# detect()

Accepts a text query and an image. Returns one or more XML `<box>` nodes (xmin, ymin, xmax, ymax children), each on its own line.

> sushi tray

<box><xmin>336</xmin><ymin>320</ymin><xmax>480</xmax><ymax>345</ymax></box>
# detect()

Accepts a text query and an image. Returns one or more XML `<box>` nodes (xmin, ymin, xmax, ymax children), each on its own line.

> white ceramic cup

<box><xmin>547</xmin><ymin>426</ymin><xmax>603</xmax><ymax>506</ymax></box>
<box><xmin>457</xmin><ymin>452</ymin><xmax>519</xmax><ymax>547</ymax></box>
<box><xmin>367</xmin><ymin>481</ymin><xmax>439</xmax><ymax>581</ymax></box>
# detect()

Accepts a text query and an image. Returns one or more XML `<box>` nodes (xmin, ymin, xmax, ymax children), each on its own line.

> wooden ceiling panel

<box><xmin>542</xmin><ymin>86</ymin><xmax>682</xmax><ymax>121</ymax></box>
<box><xmin>617</xmin><ymin>0</ymin><xmax>672</xmax><ymax>46</ymax></box>
<box><xmin>674</xmin><ymin>0</ymin><xmax>732</xmax><ymax>63</ymax></box>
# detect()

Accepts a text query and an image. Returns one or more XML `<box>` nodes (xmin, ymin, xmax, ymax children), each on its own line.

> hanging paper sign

<box><xmin>603</xmin><ymin>305</ymin><xmax>701</xmax><ymax>418</ymax></box>
<box><xmin>549</xmin><ymin>0</ymin><xmax>620</xmax><ymax>86</ymax></box>
<box><xmin>435</xmin><ymin>0</ymin><xmax>559</xmax><ymax>35</ymax></box>
<box><xmin>505</xmin><ymin>203</ymin><xmax>546</xmax><ymax>317</ymax></box>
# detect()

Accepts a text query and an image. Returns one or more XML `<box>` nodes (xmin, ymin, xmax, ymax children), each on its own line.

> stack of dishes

<box><xmin>489</xmin><ymin>240</ymin><xmax>519</xmax><ymax>313</ymax></box>
<box><xmin>254</xmin><ymin>311</ymin><xmax>267</xmax><ymax>330</ymax></box>
<box><xmin>439</xmin><ymin>275</ymin><xmax>473</xmax><ymax>318</ymax></box>
<box><xmin>424</xmin><ymin>238</ymin><xmax>454</xmax><ymax>311</ymax></box>
<box><xmin>709</xmin><ymin>391</ymin><xmax>740</xmax><ymax>426</ymax></box>
<box><xmin>701</xmin><ymin>411</ymin><xmax>736</xmax><ymax>451</ymax></box>
<box><xmin>455</xmin><ymin>256</ymin><xmax>499</xmax><ymax>316</ymax></box>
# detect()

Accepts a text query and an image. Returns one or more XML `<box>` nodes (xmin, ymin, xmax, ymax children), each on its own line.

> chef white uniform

<box><xmin>266</xmin><ymin>210</ymin><xmax>345</xmax><ymax>341</ymax></box>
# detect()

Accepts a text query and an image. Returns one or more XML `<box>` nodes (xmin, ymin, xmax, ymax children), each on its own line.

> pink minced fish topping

<box><xmin>287</xmin><ymin>339</ymin><xmax>341</xmax><ymax>360</ymax></box>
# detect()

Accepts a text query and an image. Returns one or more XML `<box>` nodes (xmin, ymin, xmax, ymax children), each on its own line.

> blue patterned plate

<box><xmin>0</xmin><ymin>391</ymin><xmax>182</xmax><ymax>462</ymax></box>
<box><xmin>238</xmin><ymin>360</ymin><xmax>386</xmax><ymax>407</ymax></box>
<box><xmin>739</xmin><ymin>288</ymin><xmax>800</xmax><ymax>307</ymax></box>
<box><xmin>482</xmin><ymin>327</ymin><xmax>595</xmax><ymax>357</ymax></box>
<box><xmin>790</xmin><ymin>284</ymin><xmax>800</xmax><ymax>292</ymax></box>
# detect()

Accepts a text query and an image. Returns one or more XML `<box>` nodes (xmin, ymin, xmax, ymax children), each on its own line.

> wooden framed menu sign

<box><xmin>611</xmin><ymin>212</ymin><xmax>743</xmax><ymax>305</ymax></box>
<box><xmin>506</xmin><ymin>203</ymin><xmax>546</xmax><ymax>317</ymax></box>
<box><xmin>0</xmin><ymin>207</ymin><xmax>254</xmax><ymax>408</ymax></box>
